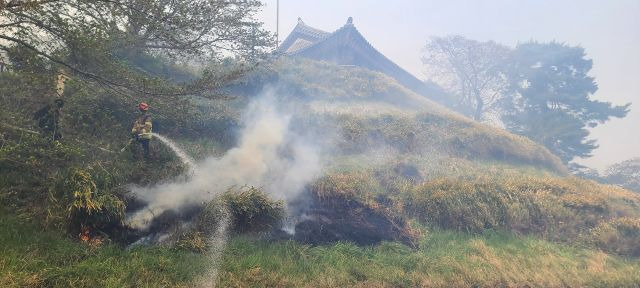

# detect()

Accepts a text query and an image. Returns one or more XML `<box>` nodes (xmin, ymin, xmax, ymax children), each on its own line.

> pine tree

<box><xmin>501</xmin><ymin>42</ymin><xmax>629</xmax><ymax>164</ymax></box>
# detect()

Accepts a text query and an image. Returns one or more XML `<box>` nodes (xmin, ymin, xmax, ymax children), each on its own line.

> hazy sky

<box><xmin>258</xmin><ymin>0</ymin><xmax>639</xmax><ymax>171</ymax></box>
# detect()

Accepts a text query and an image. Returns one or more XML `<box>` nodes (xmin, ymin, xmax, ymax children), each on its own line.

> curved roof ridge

<box><xmin>289</xmin><ymin>21</ymin><xmax>378</xmax><ymax>57</ymax></box>
<box><xmin>277</xmin><ymin>18</ymin><xmax>330</xmax><ymax>54</ymax></box>
<box><xmin>288</xmin><ymin>22</ymin><xmax>349</xmax><ymax>56</ymax></box>
<box><xmin>345</xmin><ymin>25</ymin><xmax>420</xmax><ymax>81</ymax></box>
<box><xmin>295</xmin><ymin>19</ymin><xmax>330</xmax><ymax>38</ymax></box>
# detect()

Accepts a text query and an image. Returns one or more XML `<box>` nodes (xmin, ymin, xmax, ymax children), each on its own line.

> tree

<box><xmin>604</xmin><ymin>158</ymin><xmax>640</xmax><ymax>192</ymax></box>
<box><xmin>0</xmin><ymin>0</ymin><xmax>273</xmax><ymax>96</ymax></box>
<box><xmin>422</xmin><ymin>35</ymin><xmax>510</xmax><ymax>123</ymax></box>
<box><xmin>501</xmin><ymin>42</ymin><xmax>629</xmax><ymax>164</ymax></box>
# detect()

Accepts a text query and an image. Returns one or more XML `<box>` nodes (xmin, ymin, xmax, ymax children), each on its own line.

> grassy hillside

<box><xmin>233</xmin><ymin>58</ymin><xmax>566</xmax><ymax>173</ymax></box>
<box><xmin>2</xmin><ymin>57</ymin><xmax>640</xmax><ymax>287</ymax></box>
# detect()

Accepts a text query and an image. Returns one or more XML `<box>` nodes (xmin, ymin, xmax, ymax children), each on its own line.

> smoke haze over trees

<box><xmin>502</xmin><ymin>42</ymin><xmax>630</xmax><ymax>165</ymax></box>
<box><xmin>422</xmin><ymin>36</ymin><xmax>510</xmax><ymax>123</ymax></box>
<box><xmin>0</xmin><ymin>0</ymin><xmax>273</xmax><ymax>96</ymax></box>
<box><xmin>603</xmin><ymin>157</ymin><xmax>640</xmax><ymax>192</ymax></box>
<box><xmin>423</xmin><ymin>38</ymin><xmax>630</xmax><ymax>167</ymax></box>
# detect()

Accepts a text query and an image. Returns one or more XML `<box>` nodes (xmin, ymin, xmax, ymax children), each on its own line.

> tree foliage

<box><xmin>501</xmin><ymin>42</ymin><xmax>629</xmax><ymax>163</ymax></box>
<box><xmin>604</xmin><ymin>158</ymin><xmax>640</xmax><ymax>192</ymax></box>
<box><xmin>0</xmin><ymin>0</ymin><xmax>273</xmax><ymax>96</ymax></box>
<box><xmin>422</xmin><ymin>35</ymin><xmax>510</xmax><ymax>122</ymax></box>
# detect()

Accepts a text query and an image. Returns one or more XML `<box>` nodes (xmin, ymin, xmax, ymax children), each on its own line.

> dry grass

<box><xmin>404</xmin><ymin>175</ymin><xmax>640</xmax><ymax>246</ymax></box>
<box><xmin>589</xmin><ymin>217</ymin><xmax>640</xmax><ymax>257</ymax></box>
<box><xmin>308</xmin><ymin>169</ymin><xmax>640</xmax><ymax>256</ymax></box>
<box><xmin>254</xmin><ymin>59</ymin><xmax>568</xmax><ymax>173</ymax></box>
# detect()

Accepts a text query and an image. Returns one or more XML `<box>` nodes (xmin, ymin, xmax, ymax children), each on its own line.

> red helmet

<box><xmin>138</xmin><ymin>102</ymin><xmax>149</xmax><ymax>111</ymax></box>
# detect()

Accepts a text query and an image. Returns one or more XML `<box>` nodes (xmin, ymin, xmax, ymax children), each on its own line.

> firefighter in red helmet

<box><xmin>131</xmin><ymin>102</ymin><xmax>153</xmax><ymax>159</ymax></box>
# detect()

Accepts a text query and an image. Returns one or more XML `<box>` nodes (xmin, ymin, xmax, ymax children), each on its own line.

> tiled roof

<box><xmin>276</xmin><ymin>17</ymin><xmax>448</xmax><ymax>103</ymax></box>
<box><xmin>277</xmin><ymin>18</ymin><xmax>330</xmax><ymax>54</ymax></box>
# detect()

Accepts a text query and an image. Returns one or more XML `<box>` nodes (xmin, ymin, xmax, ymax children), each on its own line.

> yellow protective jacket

<box><xmin>131</xmin><ymin>113</ymin><xmax>152</xmax><ymax>140</ymax></box>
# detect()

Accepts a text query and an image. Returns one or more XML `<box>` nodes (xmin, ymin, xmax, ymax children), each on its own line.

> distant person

<box><xmin>33</xmin><ymin>98</ymin><xmax>64</xmax><ymax>141</ymax></box>
<box><xmin>131</xmin><ymin>102</ymin><xmax>153</xmax><ymax>159</ymax></box>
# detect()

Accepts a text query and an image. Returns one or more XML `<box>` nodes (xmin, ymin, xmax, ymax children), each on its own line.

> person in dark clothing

<box><xmin>33</xmin><ymin>98</ymin><xmax>64</xmax><ymax>141</ymax></box>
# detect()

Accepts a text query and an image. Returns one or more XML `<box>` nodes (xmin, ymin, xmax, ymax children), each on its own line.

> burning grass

<box><xmin>222</xmin><ymin>187</ymin><xmax>286</xmax><ymax>234</ymax></box>
<box><xmin>126</xmin><ymin>186</ymin><xmax>285</xmax><ymax>249</ymax></box>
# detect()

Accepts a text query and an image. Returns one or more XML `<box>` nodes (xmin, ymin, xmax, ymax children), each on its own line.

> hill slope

<box><xmin>2</xmin><ymin>57</ymin><xmax>640</xmax><ymax>287</ymax></box>
<box><xmin>231</xmin><ymin>58</ymin><xmax>566</xmax><ymax>174</ymax></box>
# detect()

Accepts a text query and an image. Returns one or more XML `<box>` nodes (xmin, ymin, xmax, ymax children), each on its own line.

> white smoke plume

<box><xmin>127</xmin><ymin>93</ymin><xmax>323</xmax><ymax>230</ymax></box>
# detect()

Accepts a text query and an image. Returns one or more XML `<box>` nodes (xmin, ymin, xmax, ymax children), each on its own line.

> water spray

<box><xmin>151</xmin><ymin>133</ymin><xmax>196</xmax><ymax>171</ymax></box>
<box><xmin>125</xmin><ymin>95</ymin><xmax>323</xmax><ymax>287</ymax></box>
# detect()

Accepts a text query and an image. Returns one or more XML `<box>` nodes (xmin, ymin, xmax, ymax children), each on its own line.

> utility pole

<box><xmin>276</xmin><ymin>0</ymin><xmax>280</xmax><ymax>49</ymax></box>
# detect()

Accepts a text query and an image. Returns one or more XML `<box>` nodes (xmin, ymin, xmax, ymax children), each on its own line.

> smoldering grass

<box><xmin>0</xmin><ymin>211</ymin><xmax>209</xmax><ymax>287</ymax></box>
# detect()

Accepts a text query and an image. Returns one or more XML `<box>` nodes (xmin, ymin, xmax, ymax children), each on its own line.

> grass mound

<box><xmin>292</xmin><ymin>173</ymin><xmax>418</xmax><ymax>247</ymax></box>
<box><xmin>305</xmin><ymin>169</ymin><xmax>640</xmax><ymax>256</ymax></box>
<box><xmin>223</xmin><ymin>187</ymin><xmax>286</xmax><ymax>234</ymax></box>
<box><xmin>589</xmin><ymin>217</ymin><xmax>640</xmax><ymax>257</ymax></box>
<box><xmin>233</xmin><ymin>58</ymin><xmax>566</xmax><ymax>173</ymax></box>
<box><xmin>129</xmin><ymin>186</ymin><xmax>286</xmax><ymax>249</ymax></box>
<box><xmin>405</xmin><ymin>176</ymin><xmax>640</xmax><ymax>241</ymax></box>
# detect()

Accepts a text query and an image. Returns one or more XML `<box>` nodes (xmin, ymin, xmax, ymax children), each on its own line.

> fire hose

<box><xmin>120</xmin><ymin>133</ymin><xmax>153</xmax><ymax>152</ymax></box>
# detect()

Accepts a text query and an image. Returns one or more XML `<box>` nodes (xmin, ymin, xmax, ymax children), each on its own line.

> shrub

<box><xmin>54</xmin><ymin>168</ymin><xmax>125</xmax><ymax>236</ymax></box>
<box><xmin>0</xmin><ymin>128</ymin><xmax>82</xmax><ymax>215</ymax></box>
<box><xmin>194</xmin><ymin>196</ymin><xmax>229</xmax><ymax>236</ymax></box>
<box><xmin>177</xmin><ymin>187</ymin><xmax>284</xmax><ymax>252</ymax></box>
<box><xmin>219</xmin><ymin>186</ymin><xmax>285</xmax><ymax>234</ymax></box>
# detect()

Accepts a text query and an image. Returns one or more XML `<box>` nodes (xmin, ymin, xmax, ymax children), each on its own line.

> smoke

<box><xmin>126</xmin><ymin>92</ymin><xmax>323</xmax><ymax>230</ymax></box>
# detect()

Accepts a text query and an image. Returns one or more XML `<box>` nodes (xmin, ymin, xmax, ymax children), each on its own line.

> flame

<box><xmin>79</xmin><ymin>227</ymin><xmax>90</xmax><ymax>242</ymax></box>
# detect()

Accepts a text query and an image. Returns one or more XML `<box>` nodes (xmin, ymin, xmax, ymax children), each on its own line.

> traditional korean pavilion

<box><xmin>277</xmin><ymin>17</ymin><xmax>446</xmax><ymax>102</ymax></box>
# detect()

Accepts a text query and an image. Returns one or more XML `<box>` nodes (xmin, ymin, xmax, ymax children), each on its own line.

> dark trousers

<box><xmin>139</xmin><ymin>139</ymin><xmax>150</xmax><ymax>159</ymax></box>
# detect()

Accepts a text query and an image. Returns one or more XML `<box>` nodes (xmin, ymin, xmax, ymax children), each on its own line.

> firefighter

<box><xmin>33</xmin><ymin>98</ymin><xmax>64</xmax><ymax>141</ymax></box>
<box><xmin>131</xmin><ymin>102</ymin><xmax>153</xmax><ymax>159</ymax></box>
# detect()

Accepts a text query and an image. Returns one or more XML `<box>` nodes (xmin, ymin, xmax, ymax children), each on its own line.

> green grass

<box><xmin>0</xmin><ymin>212</ymin><xmax>208</xmax><ymax>287</ymax></box>
<box><xmin>2</xmin><ymin>210</ymin><xmax>640</xmax><ymax>287</ymax></box>
<box><xmin>219</xmin><ymin>231</ymin><xmax>640</xmax><ymax>287</ymax></box>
